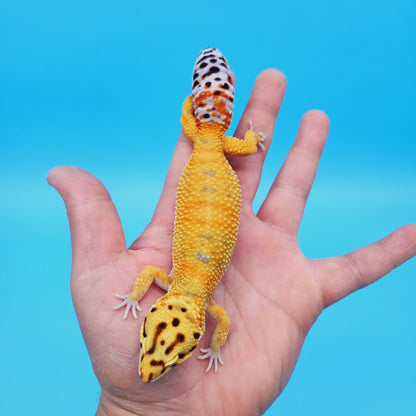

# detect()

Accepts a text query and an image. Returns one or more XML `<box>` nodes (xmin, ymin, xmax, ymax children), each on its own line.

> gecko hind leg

<box><xmin>248</xmin><ymin>119</ymin><xmax>266</xmax><ymax>151</ymax></box>
<box><xmin>223</xmin><ymin>120</ymin><xmax>266</xmax><ymax>157</ymax></box>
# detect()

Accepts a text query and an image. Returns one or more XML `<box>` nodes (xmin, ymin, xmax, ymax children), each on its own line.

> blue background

<box><xmin>1</xmin><ymin>0</ymin><xmax>415</xmax><ymax>414</ymax></box>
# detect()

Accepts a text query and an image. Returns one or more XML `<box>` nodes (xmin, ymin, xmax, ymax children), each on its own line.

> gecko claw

<box><xmin>198</xmin><ymin>348</ymin><xmax>224</xmax><ymax>373</ymax></box>
<box><xmin>257</xmin><ymin>132</ymin><xmax>266</xmax><ymax>151</ymax></box>
<box><xmin>114</xmin><ymin>294</ymin><xmax>141</xmax><ymax>319</ymax></box>
<box><xmin>248</xmin><ymin>120</ymin><xmax>266</xmax><ymax>151</ymax></box>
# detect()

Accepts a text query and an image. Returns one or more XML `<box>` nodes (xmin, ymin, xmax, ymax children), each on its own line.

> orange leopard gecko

<box><xmin>114</xmin><ymin>47</ymin><xmax>265</xmax><ymax>382</ymax></box>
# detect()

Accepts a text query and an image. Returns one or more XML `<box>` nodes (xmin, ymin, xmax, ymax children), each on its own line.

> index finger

<box><xmin>231</xmin><ymin>69</ymin><xmax>287</xmax><ymax>204</ymax></box>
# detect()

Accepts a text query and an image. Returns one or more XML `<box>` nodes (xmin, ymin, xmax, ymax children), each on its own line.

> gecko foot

<box><xmin>248</xmin><ymin>120</ymin><xmax>266</xmax><ymax>151</ymax></box>
<box><xmin>198</xmin><ymin>348</ymin><xmax>224</xmax><ymax>373</ymax></box>
<box><xmin>113</xmin><ymin>294</ymin><xmax>142</xmax><ymax>319</ymax></box>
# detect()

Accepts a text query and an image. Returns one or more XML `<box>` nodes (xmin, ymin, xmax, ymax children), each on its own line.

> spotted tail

<box><xmin>191</xmin><ymin>47</ymin><xmax>235</xmax><ymax>128</ymax></box>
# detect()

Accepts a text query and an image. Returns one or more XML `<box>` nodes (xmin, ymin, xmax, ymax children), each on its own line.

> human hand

<box><xmin>48</xmin><ymin>69</ymin><xmax>416</xmax><ymax>416</ymax></box>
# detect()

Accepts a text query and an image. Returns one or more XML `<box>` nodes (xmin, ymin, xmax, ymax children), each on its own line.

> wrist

<box><xmin>96</xmin><ymin>394</ymin><xmax>142</xmax><ymax>416</ymax></box>
<box><xmin>96</xmin><ymin>392</ymin><xmax>184</xmax><ymax>416</ymax></box>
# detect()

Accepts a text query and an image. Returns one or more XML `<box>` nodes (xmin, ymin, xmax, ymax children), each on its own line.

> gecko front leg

<box><xmin>198</xmin><ymin>300</ymin><xmax>231</xmax><ymax>373</ymax></box>
<box><xmin>113</xmin><ymin>265</ymin><xmax>171</xmax><ymax>319</ymax></box>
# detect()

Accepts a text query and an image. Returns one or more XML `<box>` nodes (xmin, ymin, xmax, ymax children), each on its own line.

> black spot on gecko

<box><xmin>147</xmin><ymin>322</ymin><xmax>167</xmax><ymax>354</ymax></box>
<box><xmin>181</xmin><ymin>308</ymin><xmax>187</xmax><ymax>312</ymax></box>
<box><xmin>221</xmin><ymin>83</ymin><xmax>229</xmax><ymax>90</ymax></box>
<box><xmin>199</xmin><ymin>62</ymin><xmax>208</xmax><ymax>69</ymax></box>
<box><xmin>150</xmin><ymin>307</ymin><xmax>157</xmax><ymax>312</ymax></box>
<box><xmin>150</xmin><ymin>359</ymin><xmax>165</xmax><ymax>367</ymax></box>
<box><xmin>203</xmin><ymin>113</ymin><xmax>210</xmax><ymax>119</ymax></box>
<box><xmin>192</xmin><ymin>80</ymin><xmax>199</xmax><ymax>89</ymax></box>
<box><xmin>165</xmin><ymin>333</ymin><xmax>186</xmax><ymax>355</ymax></box>
<box><xmin>168</xmin><ymin>305</ymin><xmax>173</xmax><ymax>310</ymax></box>
<box><xmin>196</xmin><ymin>54</ymin><xmax>215</xmax><ymax>65</ymax></box>
<box><xmin>210</xmin><ymin>58</ymin><xmax>217</xmax><ymax>63</ymax></box>
<box><xmin>178</xmin><ymin>353</ymin><xmax>186</xmax><ymax>359</ymax></box>
<box><xmin>213</xmin><ymin>90</ymin><xmax>221</xmax><ymax>95</ymax></box>
<box><xmin>160</xmin><ymin>340</ymin><xmax>165</xmax><ymax>345</ymax></box>
<box><xmin>172</xmin><ymin>318</ymin><xmax>180</xmax><ymax>327</ymax></box>
<box><xmin>204</xmin><ymin>66</ymin><xmax>220</xmax><ymax>77</ymax></box>
<box><xmin>193</xmin><ymin>72</ymin><xmax>199</xmax><ymax>80</ymax></box>
<box><xmin>205</xmin><ymin>81</ymin><xmax>211</xmax><ymax>87</ymax></box>
<box><xmin>190</xmin><ymin>345</ymin><xmax>196</xmax><ymax>352</ymax></box>
<box><xmin>215</xmin><ymin>77</ymin><xmax>221</xmax><ymax>81</ymax></box>
<box><xmin>193</xmin><ymin>332</ymin><xmax>200</xmax><ymax>339</ymax></box>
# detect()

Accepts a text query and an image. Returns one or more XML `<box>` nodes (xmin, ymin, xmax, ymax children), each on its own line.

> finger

<box><xmin>257</xmin><ymin>110</ymin><xmax>329</xmax><ymax>236</ymax></box>
<box><xmin>317</xmin><ymin>224</ymin><xmax>416</xmax><ymax>308</ymax></box>
<box><xmin>129</xmin><ymin>132</ymin><xmax>192</xmax><ymax>251</ymax></box>
<box><xmin>230</xmin><ymin>69</ymin><xmax>287</xmax><ymax>204</ymax></box>
<box><xmin>47</xmin><ymin>166</ymin><xmax>126</xmax><ymax>276</ymax></box>
<box><xmin>149</xmin><ymin>132</ymin><xmax>192</xmax><ymax>226</ymax></box>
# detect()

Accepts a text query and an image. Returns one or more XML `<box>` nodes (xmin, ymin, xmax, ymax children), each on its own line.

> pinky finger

<box><xmin>317</xmin><ymin>224</ymin><xmax>416</xmax><ymax>308</ymax></box>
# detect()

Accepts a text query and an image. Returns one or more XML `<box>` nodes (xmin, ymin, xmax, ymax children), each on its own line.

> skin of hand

<box><xmin>47</xmin><ymin>69</ymin><xmax>416</xmax><ymax>416</ymax></box>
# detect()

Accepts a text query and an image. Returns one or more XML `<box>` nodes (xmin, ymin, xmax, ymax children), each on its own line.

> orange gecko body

<box><xmin>114</xmin><ymin>47</ymin><xmax>264</xmax><ymax>382</ymax></box>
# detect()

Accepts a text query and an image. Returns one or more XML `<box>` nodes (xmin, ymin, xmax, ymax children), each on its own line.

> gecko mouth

<box><xmin>139</xmin><ymin>358</ymin><xmax>176</xmax><ymax>383</ymax></box>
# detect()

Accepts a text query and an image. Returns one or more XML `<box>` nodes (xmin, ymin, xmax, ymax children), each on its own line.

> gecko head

<box><xmin>139</xmin><ymin>295</ymin><xmax>205</xmax><ymax>383</ymax></box>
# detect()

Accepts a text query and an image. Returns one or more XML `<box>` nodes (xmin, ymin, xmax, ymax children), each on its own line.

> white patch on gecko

<box><xmin>196</xmin><ymin>252</ymin><xmax>210</xmax><ymax>263</ymax></box>
<box><xmin>192</xmin><ymin>47</ymin><xmax>235</xmax><ymax>127</ymax></box>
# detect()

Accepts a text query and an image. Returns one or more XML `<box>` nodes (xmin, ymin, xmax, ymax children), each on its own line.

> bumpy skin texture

<box><xmin>115</xmin><ymin>48</ymin><xmax>264</xmax><ymax>382</ymax></box>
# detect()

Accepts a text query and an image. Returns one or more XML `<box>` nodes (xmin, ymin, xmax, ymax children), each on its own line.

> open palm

<box><xmin>48</xmin><ymin>70</ymin><xmax>416</xmax><ymax>416</ymax></box>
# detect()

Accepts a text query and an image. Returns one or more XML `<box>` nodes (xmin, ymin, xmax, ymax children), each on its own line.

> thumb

<box><xmin>47</xmin><ymin>166</ymin><xmax>126</xmax><ymax>277</ymax></box>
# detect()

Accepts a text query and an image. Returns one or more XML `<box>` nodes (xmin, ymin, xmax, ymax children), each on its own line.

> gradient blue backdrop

<box><xmin>1</xmin><ymin>1</ymin><xmax>415</xmax><ymax>414</ymax></box>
